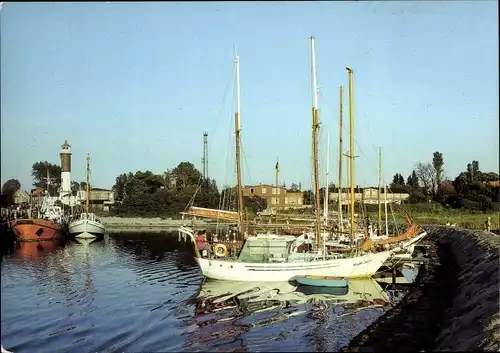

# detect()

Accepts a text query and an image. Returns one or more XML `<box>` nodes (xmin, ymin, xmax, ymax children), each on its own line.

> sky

<box><xmin>1</xmin><ymin>1</ymin><xmax>498</xmax><ymax>192</ymax></box>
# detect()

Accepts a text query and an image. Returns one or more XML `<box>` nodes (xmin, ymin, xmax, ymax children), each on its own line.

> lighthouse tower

<box><xmin>60</xmin><ymin>140</ymin><xmax>72</xmax><ymax>194</ymax></box>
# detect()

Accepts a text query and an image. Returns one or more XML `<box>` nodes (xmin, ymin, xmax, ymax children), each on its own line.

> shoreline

<box><xmin>99</xmin><ymin>217</ymin><xmax>213</xmax><ymax>233</ymax></box>
<box><xmin>341</xmin><ymin>226</ymin><xmax>499</xmax><ymax>351</ymax></box>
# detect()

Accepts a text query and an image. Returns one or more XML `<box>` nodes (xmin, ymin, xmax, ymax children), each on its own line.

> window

<box><xmin>285</xmin><ymin>197</ymin><xmax>289</xmax><ymax>204</ymax></box>
<box><xmin>250</xmin><ymin>188</ymin><xmax>254</xmax><ymax>194</ymax></box>
<box><xmin>261</xmin><ymin>187</ymin><xmax>267</xmax><ymax>194</ymax></box>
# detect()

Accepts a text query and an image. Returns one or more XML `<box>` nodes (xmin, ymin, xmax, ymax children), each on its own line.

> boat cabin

<box><xmin>236</xmin><ymin>235</ymin><xmax>344</xmax><ymax>263</ymax></box>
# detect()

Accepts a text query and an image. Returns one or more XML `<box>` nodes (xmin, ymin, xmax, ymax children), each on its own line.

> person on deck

<box><xmin>196</xmin><ymin>231</ymin><xmax>207</xmax><ymax>256</ymax></box>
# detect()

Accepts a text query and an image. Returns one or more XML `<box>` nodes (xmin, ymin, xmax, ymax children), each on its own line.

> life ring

<box><xmin>214</xmin><ymin>243</ymin><xmax>228</xmax><ymax>258</ymax></box>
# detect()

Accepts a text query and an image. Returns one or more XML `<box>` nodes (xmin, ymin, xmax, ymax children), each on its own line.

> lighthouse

<box><xmin>60</xmin><ymin>140</ymin><xmax>72</xmax><ymax>194</ymax></box>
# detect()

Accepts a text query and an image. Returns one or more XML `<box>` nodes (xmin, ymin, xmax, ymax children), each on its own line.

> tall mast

<box><xmin>85</xmin><ymin>153</ymin><xmax>90</xmax><ymax>214</ymax></box>
<box><xmin>310</xmin><ymin>36</ymin><xmax>322</xmax><ymax>250</ymax></box>
<box><xmin>346</xmin><ymin>153</ymin><xmax>350</xmax><ymax>231</ymax></box>
<box><xmin>338</xmin><ymin>85</ymin><xmax>343</xmax><ymax>231</ymax></box>
<box><xmin>346</xmin><ymin>67</ymin><xmax>355</xmax><ymax>245</ymax></box>
<box><xmin>234</xmin><ymin>49</ymin><xmax>245</xmax><ymax>235</ymax></box>
<box><xmin>275</xmin><ymin>157</ymin><xmax>280</xmax><ymax>233</ymax></box>
<box><xmin>384</xmin><ymin>184</ymin><xmax>389</xmax><ymax>236</ymax></box>
<box><xmin>378</xmin><ymin>146</ymin><xmax>382</xmax><ymax>236</ymax></box>
<box><xmin>323</xmin><ymin>133</ymin><xmax>330</xmax><ymax>225</ymax></box>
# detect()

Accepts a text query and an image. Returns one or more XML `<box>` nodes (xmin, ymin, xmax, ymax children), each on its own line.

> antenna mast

<box><xmin>202</xmin><ymin>132</ymin><xmax>208</xmax><ymax>180</ymax></box>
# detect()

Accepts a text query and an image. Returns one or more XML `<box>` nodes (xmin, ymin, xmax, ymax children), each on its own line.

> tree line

<box><xmin>1</xmin><ymin>152</ymin><xmax>498</xmax><ymax>214</ymax></box>
<box><xmin>112</xmin><ymin>162</ymin><xmax>268</xmax><ymax>217</ymax></box>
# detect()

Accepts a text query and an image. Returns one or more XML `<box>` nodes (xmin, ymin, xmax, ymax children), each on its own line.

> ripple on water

<box><xmin>1</xmin><ymin>234</ymin><xmax>420</xmax><ymax>353</ymax></box>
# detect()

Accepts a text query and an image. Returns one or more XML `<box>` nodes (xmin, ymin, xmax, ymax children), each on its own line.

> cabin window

<box><xmin>238</xmin><ymin>239</ymin><xmax>291</xmax><ymax>263</ymax></box>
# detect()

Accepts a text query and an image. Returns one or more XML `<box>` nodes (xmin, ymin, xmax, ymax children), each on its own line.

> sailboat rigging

<box><xmin>177</xmin><ymin>37</ymin><xmax>420</xmax><ymax>282</ymax></box>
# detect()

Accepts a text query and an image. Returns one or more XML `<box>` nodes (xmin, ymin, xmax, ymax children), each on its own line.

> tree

<box><xmin>406</xmin><ymin>170</ymin><xmax>419</xmax><ymax>190</ymax></box>
<box><xmin>287</xmin><ymin>183</ymin><xmax>301</xmax><ymax>192</ymax></box>
<box><xmin>415</xmin><ymin>162</ymin><xmax>436</xmax><ymax>195</ymax></box>
<box><xmin>472</xmin><ymin>160</ymin><xmax>480</xmax><ymax>181</ymax></box>
<box><xmin>113</xmin><ymin>173</ymin><xmax>129</xmax><ymax>203</ymax></box>
<box><xmin>302</xmin><ymin>190</ymin><xmax>313</xmax><ymax>205</ymax></box>
<box><xmin>466</xmin><ymin>163</ymin><xmax>473</xmax><ymax>183</ymax></box>
<box><xmin>1</xmin><ymin>179</ymin><xmax>21</xmax><ymax>205</ymax></box>
<box><xmin>171</xmin><ymin>162</ymin><xmax>202</xmax><ymax>189</ymax></box>
<box><xmin>435</xmin><ymin>180</ymin><xmax>455</xmax><ymax>203</ymax></box>
<box><xmin>31</xmin><ymin>161</ymin><xmax>61</xmax><ymax>196</ymax></box>
<box><xmin>432</xmin><ymin>152</ymin><xmax>444</xmax><ymax>191</ymax></box>
<box><xmin>71</xmin><ymin>181</ymin><xmax>80</xmax><ymax>196</ymax></box>
<box><xmin>453</xmin><ymin>172</ymin><xmax>469</xmax><ymax>195</ymax></box>
<box><xmin>390</xmin><ymin>173</ymin><xmax>405</xmax><ymax>190</ymax></box>
<box><xmin>111</xmin><ymin>162</ymin><xmax>221</xmax><ymax>218</ymax></box>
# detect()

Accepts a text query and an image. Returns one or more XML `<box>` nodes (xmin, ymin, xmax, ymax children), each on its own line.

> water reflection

<box><xmin>186</xmin><ymin>275</ymin><xmax>411</xmax><ymax>352</ymax></box>
<box><xmin>1</xmin><ymin>232</ymin><xmax>420</xmax><ymax>353</ymax></box>
<box><xmin>13</xmin><ymin>239</ymin><xmax>63</xmax><ymax>259</ymax></box>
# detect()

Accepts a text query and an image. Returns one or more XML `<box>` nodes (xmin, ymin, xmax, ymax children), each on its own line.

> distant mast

<box><xmin>346</xmin><ymin>66</ymin><xmax>355</xmax><ymax>246</ymax></box>
<box><xmin>234</xmin><ymin>48</ymin><xmax>245</xmax><ymax>235</ymax></box>
<box><xmin>275</xmin><ymin>158</ymin><xmax>280</xmax><ymax>233</ymax></box>
<box><xmin>338</xmin><ymin>85</ymin><xmax>344</xmax><ymax>231</ymax></box>
<box><xmin>378</xmin><ymin>147</ymin><xmax>382</xmax><ymax>236</ymax></box>
<box><xmin>323</xmin><ymin>133</ymin><xmax>330</xmax><ymax>225</ymax></box>
<box><xmin>310</xmin><ymin>36</ymin><xmax>322</xmax><ymax>250</ymax></box>
<box><xmin>85</xmin><ymin>153</ymin><xmax>91</xmax><ymax>214</ymax></box>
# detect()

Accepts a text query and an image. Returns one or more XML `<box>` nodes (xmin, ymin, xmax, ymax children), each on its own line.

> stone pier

<box><xmin>342</xmin><ymin>226</ymin><xmax>499</xmax><ymax>352</ymax></box>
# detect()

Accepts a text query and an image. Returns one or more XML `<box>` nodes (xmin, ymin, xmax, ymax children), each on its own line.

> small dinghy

<box><xmin>293</xmin><ymin>275</ymin><xmax>349</xmax><ymax>288</ymax></box>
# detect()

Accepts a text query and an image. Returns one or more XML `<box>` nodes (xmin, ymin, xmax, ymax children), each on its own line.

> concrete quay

<box><xmin>99</xmin><ymin>217</ymin><xmax>210</xmax><ymax>233</ymax></box>
<box><xmin>342</xmin><ymin>226</ymin><xmax>499</xmax><ymax>352</ymax></box>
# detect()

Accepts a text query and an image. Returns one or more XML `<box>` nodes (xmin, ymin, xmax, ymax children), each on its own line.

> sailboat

<box><xmin>178</xmin><ymin>37</ymin><xmax>401</xmax><ymax>282</ymax></box>
<box><xmin>68</xmin><ymin>153</ymin><xmax>106</xmax><ymax>239</ymax></box>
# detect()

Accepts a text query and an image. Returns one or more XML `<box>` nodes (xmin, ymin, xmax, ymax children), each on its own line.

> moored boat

<box><xmin>68</xmin><ymin>153</ymin><xmax>106</xmax><ymax>239</ymax></box>
<box><xmin>10</xmin><ymin>218</ymin><xmax>63</xmax><ymax>242</ymax></box>
<box><xmin>70</xmin><ymin>213</ymin><xmax>105</xmax><ymax>239</ymax></box>
<box><xmin>293</xmin><ymin>275</ymin><xmax>349</xmax><ymax>288</ymax></box>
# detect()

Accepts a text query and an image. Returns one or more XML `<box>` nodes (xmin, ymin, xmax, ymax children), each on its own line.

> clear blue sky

<box><xmin>1</xmin><ymin>1</ymin><xmax>498</xmax><ymax>192</ymax></box>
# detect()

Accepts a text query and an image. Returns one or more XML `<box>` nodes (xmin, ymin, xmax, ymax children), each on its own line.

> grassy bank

<box><xmin>365</xmin><ymin>210</ymin><xmax>499</xmax><ymax>230</ymax></box>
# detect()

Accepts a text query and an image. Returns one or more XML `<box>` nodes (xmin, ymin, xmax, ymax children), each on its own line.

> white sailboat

<box><xmin>179</xmin><ymin>37</ymin><xmax>398</xmax><ymax>282</ymax></box>
<box><xmin>68</xmin><ymin>153</ymin><xmax>106</xmax><ymax>239</ymax></box>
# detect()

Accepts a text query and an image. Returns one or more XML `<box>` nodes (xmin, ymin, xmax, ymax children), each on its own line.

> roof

<box><xmin>61</xmin><ymin>140</ymin><xmax>71</xmax><ymax>148</ymax></box>
<box><xmin>244</xmin><ymin>184</ymin><xmax>286</xmax><ymax>189</ymax></box>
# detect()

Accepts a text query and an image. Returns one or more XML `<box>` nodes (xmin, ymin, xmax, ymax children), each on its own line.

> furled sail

<box><xmin>184</xmin><ymin>206</ymin><xmax>239</xmax><ymax>222</ymax></box>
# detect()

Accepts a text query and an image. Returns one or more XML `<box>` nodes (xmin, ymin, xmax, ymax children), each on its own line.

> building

<box><xmin>77</xmin><ymin>188</ymin><xmax>115</xmax><ymax>211</ymax></box>
<box><xmin>242</xmin><ymin>184</ymin><xmax>304</xmax><ymax>209</ymax></box>
<box><xmin>329</xmin><ymin>187</ymin><xmax>410</xmax><ymax>205</ymax></box>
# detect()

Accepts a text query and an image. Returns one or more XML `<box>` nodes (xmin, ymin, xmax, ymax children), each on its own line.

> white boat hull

<box><xmin>194</xmin><ymin>250</ymin><xmax>392</xmax><ymax>282</ymax></box>
<box><xmin>69</xmin><ymin>219</ymin><xmax>106</xmax><ymax>238</ymax></box>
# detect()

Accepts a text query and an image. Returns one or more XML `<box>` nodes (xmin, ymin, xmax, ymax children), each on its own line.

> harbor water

<box><xmin>1</xmin><ymin>233</ymin><xmax>418</xmax><ymax>352</ymax></box>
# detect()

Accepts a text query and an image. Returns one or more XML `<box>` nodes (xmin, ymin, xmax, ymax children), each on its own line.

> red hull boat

<box><xmin>10</xmin><ymin>219</ymin><xmax>63</xmax><ymax>242</ymax></box>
